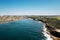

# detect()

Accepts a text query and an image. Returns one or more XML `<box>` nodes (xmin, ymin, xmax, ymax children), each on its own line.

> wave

<box><xmin>43</xmin><ymin>23</ymin><xmax>53</xmax><ymax>40</ymax></box>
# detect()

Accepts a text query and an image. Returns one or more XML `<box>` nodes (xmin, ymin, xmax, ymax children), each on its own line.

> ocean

<box><xmin>0</xmin><ymin>19</ymin><xmax>53</xmax><ymax>40</ymax></box>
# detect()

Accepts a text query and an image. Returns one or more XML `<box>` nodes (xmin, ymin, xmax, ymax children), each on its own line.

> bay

<box><xmin>0</xmin><ymin>19</ymin><xmax>46</xmax><ymax>40</ymax></box>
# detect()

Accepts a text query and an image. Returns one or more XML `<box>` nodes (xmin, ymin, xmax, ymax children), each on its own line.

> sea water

<box><xmin>0</xmin><ymin>19</ymin><xmax>53</xmax><ymax>40</ymax></box>
<box><xmin>42</xmin><ymin>23</ymin><xmax>53</xmax><ymax>40</ymax></box>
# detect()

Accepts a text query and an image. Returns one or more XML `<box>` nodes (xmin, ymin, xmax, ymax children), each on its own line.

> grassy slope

<box><xmin>55</xmin><ymin>17</ymin><xmax>60</xmax><ymax>20</ymax></box>
<box><xmin>27</xmin><ymin>16</ymin><xmax>60</xmax><ymax>29</ymax></box>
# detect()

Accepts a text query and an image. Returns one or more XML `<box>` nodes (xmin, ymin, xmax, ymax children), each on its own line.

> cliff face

<box><xmin>50</xmin><ymin>31</ymin><xmax>60</xmax><ymax>38</ymax></box>
<box><xmin>45</xmin><ymin>23</ymin><xmax>60</xmax><ymax>40</ymax></box>
<box><xmin>0</xmin><ymin>16</ymin><xmax>60</xmax><ymax>40</ymax></box>
<box><xmin>51</xmin><ymin>35</ymin><xmax>60</xmax><ymax>40</ymax></box>
<box><xmin>0</xmin><ymin>16</ymin><xmax>26</xmax><ymax>23</ymax></box>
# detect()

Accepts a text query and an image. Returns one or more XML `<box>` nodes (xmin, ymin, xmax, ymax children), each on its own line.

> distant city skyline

<box><xmin>0</xmin><ymin>0</ymin><xmax>60</xmax><ymax>15</ymax></box>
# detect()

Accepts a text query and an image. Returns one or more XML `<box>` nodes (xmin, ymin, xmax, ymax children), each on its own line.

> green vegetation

<box><xmin>27</xmin><ymin>16</ymin><xmax>60</xmax><ymax>29</ymax></box>
<box><xmin>55</xmin><ymin>16</ymin><xmax>60</xmax><ymax>20</ymax></box>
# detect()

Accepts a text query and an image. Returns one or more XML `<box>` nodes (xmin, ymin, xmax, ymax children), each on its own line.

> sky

<box><xmin>0</xmin><ymin>0</ymin><xmax>60</xmax><ymax>15</ymax></box>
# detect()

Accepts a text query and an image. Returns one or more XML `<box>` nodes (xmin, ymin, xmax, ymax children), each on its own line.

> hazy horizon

<box><xmin>0</xmin><ymin>0</ymin><xmax>60</xmax><ymax>15</ymax></box>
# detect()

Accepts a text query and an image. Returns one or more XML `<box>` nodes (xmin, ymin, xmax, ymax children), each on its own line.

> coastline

<box><xmin>0</xmin><ymin>16</ymin><xmax>27</xmax><ymax>24</ymax></box>
<box><xmin>0</xmin><ymin>16</ymin><xmax>60</xmax><ymax>40</ymax></box>
<box><xmin>37</xmin><ymin>20</ymin><xmax>60</xmax><ymax>40</ymax></box>
<box><xmin>45</xmin><ymin>23</ymin><xmax>60</xmax><ymax>40</ymax></box>
<box><xmin>42</xmin><ymin>23</ymin><xmax>53</xmax><ymax>40</ymax></box>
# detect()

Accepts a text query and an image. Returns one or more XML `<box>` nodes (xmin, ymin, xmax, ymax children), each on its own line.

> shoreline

<box><xmin>45</xmin><ymin>23</ymin><xmax>60</xmax><ymax>40</ymax></box>
<box><xmin>37</xmin><ymin>20</ymin><xmax>60</xmax><ymax>40</ymax></box>
<box><xmin>0</xmin><ymin>17</ymin><xmax>60</xmax><ymax>40</ymax></box>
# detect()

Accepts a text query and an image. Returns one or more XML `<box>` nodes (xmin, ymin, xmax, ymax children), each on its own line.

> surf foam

<box><xmin>43</xmin><ymin>23</ymin><xmax>53</xmax><ymax>40</ymax></box>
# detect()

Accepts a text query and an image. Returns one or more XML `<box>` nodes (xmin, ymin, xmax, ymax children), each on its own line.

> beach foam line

<box><xmin>43</xmin><ymin>23</ymin><xmax>53</xmax><ymax>40</ymax></box>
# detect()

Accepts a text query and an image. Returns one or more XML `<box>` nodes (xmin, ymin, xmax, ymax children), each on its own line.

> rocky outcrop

<box><xmin>50</xmin><ymin>31</ymin><xmax>60</xmax><ymax>38</ymax></box>
<box><xmin>45</xmin><ymin>23</ymin><xmax>60</xmax><ymax>40</ymax></box>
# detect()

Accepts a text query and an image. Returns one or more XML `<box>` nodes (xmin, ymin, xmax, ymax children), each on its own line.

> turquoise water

<box><xmin>0</xmin><ymin>19</ymin><xmax>46</xmax><ymax>40</ymax></box>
